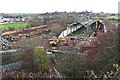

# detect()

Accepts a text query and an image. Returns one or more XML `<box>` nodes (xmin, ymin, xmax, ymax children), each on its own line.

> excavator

<box><xmin>49</xmin><ymin>38</ymin><xmax>63</xmax><ymax>46</ymax></box>
<box><xmin>92</xmin><ymin>19</ymin><xmax>99</xmax><ymax>36</ymax></box>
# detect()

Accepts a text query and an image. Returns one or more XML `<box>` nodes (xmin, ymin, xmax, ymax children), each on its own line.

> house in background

<box><xmin>0</xmin><ymin>16</ymin><xmax>4</xmax><ymax>23</ymax></box>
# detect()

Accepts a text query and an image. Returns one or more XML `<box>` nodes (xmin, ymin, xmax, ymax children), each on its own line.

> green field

<box><xmin>0</xmin><ymin>22</ymin><xmax>28</xmax><ymax>30</ymax></box>
<box><xmin>106</xmin><ymin>16</ymin><xmax>120</xmax><ymax>20</ymax></box>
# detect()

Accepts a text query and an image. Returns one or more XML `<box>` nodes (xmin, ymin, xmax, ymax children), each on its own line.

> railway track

<box><xmin>1</xmin><ymin>25</ymin><xmax>47</xmax><ymax>36</ymax></box>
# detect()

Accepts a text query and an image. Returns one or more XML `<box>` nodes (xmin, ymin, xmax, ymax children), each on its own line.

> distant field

<box><xmin>106</xmin><ymin>16</ymin><xmax>120</xmax><ymax>19</ymax></box>
<box><xmin>0</xmin><ymin>22</ymin><xmax>28</xmax><ymax>30</ymax></box>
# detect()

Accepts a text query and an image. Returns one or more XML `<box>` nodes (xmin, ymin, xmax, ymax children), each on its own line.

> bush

<box><xmin>80</xmin><ymin>27</ymin><xmax>119</xmax><ymax>73</ymax></box>
<box><xmin>34</xmin><ymin>48</ymin><xmax>49</xmax><ymax>72</ymax></box>
<box><xmin>21</xmin><ymin>47</ymin><xmax>49</xmax><ymax>73</ymax></box>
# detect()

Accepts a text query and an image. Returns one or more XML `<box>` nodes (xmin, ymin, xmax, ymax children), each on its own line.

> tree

<box><xmin>28</xmin><ymin>20</ymin><xmax>43</xmax><ymax>27</ymax></box>
<box><xmin>56</xmin><ymin>53</ymin><xmax>86</xmax><ymax>78</ymax></box>
<box><xmin>58</xmin><ymin>12</ymin><xmax>77</xmax><ymax>26</ymax></box>
<box><xmin>21</xmin><ymin>47</ymin><xmax>34</xmax><ymax>72</ymax></box>
<box><xmin>21</xmin><ymin>47</ymin><xmax>49</xmax><ymax>73</ymax></box>
<box><xmin>34</xmin><ymin>48</ymin><xmax>49</xmax><ymax>72</ymax></box>
<box><xmin>79</xmin><ymin>27</ymin><xmax>119</xmax><ymax>72</ymax></box>
<box><xmin>27</xmin><ymin>16</ymin><xmax>43</xmax><ymax>27</ymax></box>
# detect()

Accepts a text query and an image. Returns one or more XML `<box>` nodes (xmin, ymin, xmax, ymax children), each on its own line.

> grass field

<box><xmin>0</xmin><ymin>22</ymin><xmax>28</xmax><ymax>30</ymax></box>
<box><xmin>106</xmin><ymin>16</ymin><xmax>120</xmax><ymax>20</ymax></box>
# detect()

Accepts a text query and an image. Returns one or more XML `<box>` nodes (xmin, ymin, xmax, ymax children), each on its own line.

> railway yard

<box><xmin>0</xmin><ymin>12</ymin><xmax>120</xmax><ymax>79</ymax></box>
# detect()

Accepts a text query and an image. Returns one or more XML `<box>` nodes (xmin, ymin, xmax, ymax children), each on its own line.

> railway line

<box><xmin>1</xmin><ymin>25</ymin><xmax>47</xmax><ymax>36</ymax></box>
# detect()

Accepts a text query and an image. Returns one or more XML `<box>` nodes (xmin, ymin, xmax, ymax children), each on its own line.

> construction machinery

<box><xmin>49</xmin><ymin>38</ymin><xmax>63</xmax><ymax>46</ymax></box>
<box><xmin>92</xmin><ymin>19</ymin><xmax>99</xmax><ymax>37</ymax></box>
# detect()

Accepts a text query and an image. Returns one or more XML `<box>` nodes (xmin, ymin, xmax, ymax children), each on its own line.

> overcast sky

<box><xmin>0</xmin><ymin>0</ymin><xmax>119</xmax><ymax>13</ymax></box>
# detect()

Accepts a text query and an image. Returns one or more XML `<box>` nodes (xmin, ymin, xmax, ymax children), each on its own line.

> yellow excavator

<box><xmin>49</xmin><ymin>38</ymin><xmax>63</xmax><ymax>46</ymax></box>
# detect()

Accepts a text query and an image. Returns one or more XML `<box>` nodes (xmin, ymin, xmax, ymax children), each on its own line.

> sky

<box><xmin>0</xmin><ymin>0</ymin><xmax>119</xmax><ymax>13</ymax></box>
